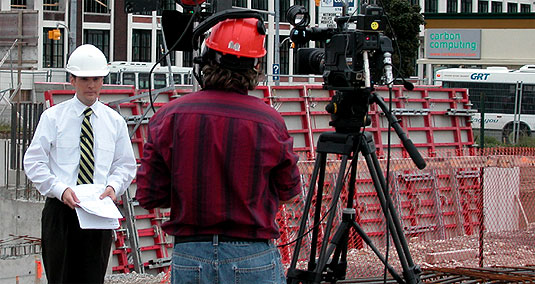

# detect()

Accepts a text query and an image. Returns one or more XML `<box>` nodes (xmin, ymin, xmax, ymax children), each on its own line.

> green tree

<box><xmin>381</xmin><ymin>0</ymin><xmax>425</xmax><ymax>78</ymax></box>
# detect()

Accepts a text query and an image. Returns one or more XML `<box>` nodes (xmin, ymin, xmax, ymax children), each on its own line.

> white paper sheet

<box><xmin>75</xmin><ymin>207</ymin><xmax>120</xmax><ymax>229</ymax></box>
<box><xmin>72</xmin><ymin>184</ymin><xmax>123</xmax><ymax>229</ymax></box>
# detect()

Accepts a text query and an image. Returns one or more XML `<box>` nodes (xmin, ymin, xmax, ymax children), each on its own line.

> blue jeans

<box><xmin>171</xmin><ymin>236</ymin><xmax>286</xmax><ymax>284</ymax></box>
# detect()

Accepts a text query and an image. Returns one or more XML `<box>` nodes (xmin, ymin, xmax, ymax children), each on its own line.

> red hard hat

<box><xmin>180</xmin><ymin>0</ymin><xmax>206</xmax><ymax>5</ymax></box>
<box><xmin>205</xmin><ymin>18</ymin><xmax>266</xmax><ymax>58</ymax></box>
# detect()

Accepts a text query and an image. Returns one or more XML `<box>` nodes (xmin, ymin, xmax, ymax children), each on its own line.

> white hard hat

<box><xmin>65</xmin><ymin>44</ymin><xmax>109</xmax><ymax>77</ymax></box>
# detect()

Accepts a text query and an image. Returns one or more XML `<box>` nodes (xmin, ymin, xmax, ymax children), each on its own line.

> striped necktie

<box><xmin>77</xmin><ymin>107</ymin><xmax>94</xmax><ymax>185</ymax></box>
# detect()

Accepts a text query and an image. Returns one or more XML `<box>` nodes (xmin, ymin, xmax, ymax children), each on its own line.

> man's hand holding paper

<box><xmin>72</xmin><ymin>184</ymin><xmax>123</xmax><ymax>229</ymax></box>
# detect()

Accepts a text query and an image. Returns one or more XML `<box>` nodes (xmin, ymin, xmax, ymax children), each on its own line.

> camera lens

<box><xmin>286</xmin><ymin>5</ymin><xmax>310</xmax><ymax>28</ymax></box>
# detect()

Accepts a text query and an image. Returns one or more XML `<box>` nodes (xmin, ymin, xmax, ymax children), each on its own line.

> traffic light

<box><xmin>48</xmin><ymin>29</ymin><xmax>61</xmax><ymax>40</ymax></box>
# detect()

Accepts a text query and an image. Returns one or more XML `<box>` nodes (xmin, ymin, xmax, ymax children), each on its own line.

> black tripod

<box><xmin>286</xmin><ymin>93</ymin><xmax>426</xmax><ymax>284</ymax></box>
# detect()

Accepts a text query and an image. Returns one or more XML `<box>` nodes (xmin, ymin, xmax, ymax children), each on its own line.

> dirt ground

<box><xmin>103</xmin><ymin>228</ymin><xmax>535</xmax><ymax>283</ymax></box>
<box><xmin>288</xmin><ymin>227</ymin><xmax>535</xmax><ymax>280</ymax></box>
<box><xmin>343</xmin><ymin>227</ymin><xmax>535</xmax><ymax>279</ymax></box>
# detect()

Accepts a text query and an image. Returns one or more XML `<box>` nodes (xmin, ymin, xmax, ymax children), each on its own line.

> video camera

<box><xmin>287</xmin><ymin>3</ymin><xmax>396</xmax><ymax>133</ymax></box>
<box><xmin>288</xmin><ymin>3</ymin><xmax>393</xmax><ymax>91</ymax></box>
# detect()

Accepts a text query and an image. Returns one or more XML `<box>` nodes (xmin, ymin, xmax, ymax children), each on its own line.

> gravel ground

<box><xmin>105</xmin><ymin>272</ymin><xmax>167</xmax><ymax>284</ymax></box>
<box><xmin>338</xmin><ymin>227</ymin><xmax>535</xmax><ymax>279</ymax></box>
<box><xmin>105</xmin><ymin>228</ymin><xmax>535</xmax><ymax>283</ymax></box>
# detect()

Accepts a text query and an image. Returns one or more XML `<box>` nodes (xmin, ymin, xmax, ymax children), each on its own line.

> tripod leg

<box><xmin>312</xmin><ymin>155</ymin><xmax>351</xmax><ymax>283</ymax></box>
<box><xmin>288</xmin><ymin>152</ymin><xmax>328</xmax><ymax>280</ymax></box>
<box><xmin>329</xmin><ymin>156</ymin><xmax>358</xmax><ymax>277</ymax></box>
<box><xmin>369</xmin><ymin>151</ymin><xmax>421</xmax><ymax>283</ymax></box>
<box><xmin>360</xmin><ymin>134</ymin><xmax>422</xmax><ymax>284</ymax></box>
<box><xmin>308</xmin><ymin>152</ymin><xmax>329</xmax><ymax>270</ymax></box>
<box><xmin>320</xmin><ymin>211</ymin><xmax>405</xmax><ymax>283</ymax></box>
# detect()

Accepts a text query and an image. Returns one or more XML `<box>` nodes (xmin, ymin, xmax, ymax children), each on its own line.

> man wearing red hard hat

<box><xmin>136</xmin><ymin>16</ymin><xmax>302</xmax><ymax>283</ymax></box>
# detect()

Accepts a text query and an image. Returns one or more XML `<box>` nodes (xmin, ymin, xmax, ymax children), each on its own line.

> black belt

<box><xmin>174</xmin><ymin>235</ymin><xmax>269</xmax><ymax>244</ymax></box>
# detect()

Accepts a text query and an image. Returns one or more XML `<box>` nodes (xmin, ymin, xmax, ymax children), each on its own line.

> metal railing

<box><xmin>1</xmin><ymin>102</ymin><xmax>44</xmax><ymax>201</ymax></box>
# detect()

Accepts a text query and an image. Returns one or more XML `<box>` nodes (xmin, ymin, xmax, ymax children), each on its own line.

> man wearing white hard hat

<box><xmin>24</xmin><ymin>44</ymin><xmax>136</xmax><ymax>283</ymax></box>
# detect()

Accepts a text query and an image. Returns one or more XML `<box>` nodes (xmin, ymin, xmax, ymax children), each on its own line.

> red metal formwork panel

<box><xmin>252</xmin><ymin>85</ymin><xmax>474</xmax><ymax>161</ymax></box>
<box><xmin>270</xmin><ymin>86</ymin><xmax>313</xmax><ymax>159</ymax></box>
<box><xmin>254</xmin><ymin>85</ymin><xmax>336</xmax><ymax>160</ymax></box>
<box><xmin>128</xmin><ymin>203</ymin><xmax>173</xmax><ymax>273</ymax></box>
<box><xmin>392</xmin><ymin>170</ymin><xmax>449</xmax><ymax>241</ymax></box>
<box><xmin>453</xmin><ymin>168</ymin><xmax>483</xmax><ymax>236</ymax></box>
<box><xmin>304</xmin><ymin>86</ymin><xmax>337</xmax><ymax>160</ymax></box>
<box><xmin>350</xmin><ymin>161</ymin><xmax>387</xmax><ymax>247</ymax></box>
<box><xmin>431</xmin><ymin>169</ymin><xmax>466</xmax><ymax>239</ymax></box>
<box><xmin>370</xmin><ymin>86</ymin><xmax>474</xmax><ymax>159</ymax></box>
<box><xmin>111</xmin><ymin>226</ymin><xmax>132</xmax><ymax>273</ymax></box>
<box><xmin>277</xmin><ymin>159</ymin><xmax>345</xmax><ymax>265</ymax></box>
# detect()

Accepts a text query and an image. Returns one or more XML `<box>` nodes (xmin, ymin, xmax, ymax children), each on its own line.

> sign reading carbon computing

<box><xmin>425</xmin><ymin>29</ymin><xmax>481</xmax><ymax>59</ymax></box>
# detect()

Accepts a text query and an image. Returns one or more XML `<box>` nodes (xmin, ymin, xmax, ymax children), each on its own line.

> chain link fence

<box><xmin>276</xmin><ymin>148</ymin><xmax>535</xmax><ymax>279</ymax></box>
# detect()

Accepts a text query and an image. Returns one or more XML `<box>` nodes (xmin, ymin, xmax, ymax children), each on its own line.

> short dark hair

<box><xmin>202</xmin><ymin>61</ymin><xmax>262</xmax><ymax>92</ymax></box>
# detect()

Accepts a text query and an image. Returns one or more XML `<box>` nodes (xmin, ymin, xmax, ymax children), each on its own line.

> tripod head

<box><xmin>323</xmin><ymin>50</ymin><xmax>426</xmax><ymax>170</ymax></box>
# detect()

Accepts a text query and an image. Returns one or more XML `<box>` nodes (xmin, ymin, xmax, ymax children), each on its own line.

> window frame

<box><xmin>84</xmin><ymin>29</ymin><xmax>110</xmax><ymax>61</ymax></box>
<box><xmin>43</xmin><ymin>27</ymin><xmax>65</xmax><ymax>68</ymax></box>
<box><xmin>461</xmin><ymin>0</ymin><xmax>473</xmax><ymax>13</ymax></box>
<box><xmin>425</xmin><ymin>0</ymin><xmax>439</xmax><ymax>13</ymax></box>
<box><xmin>491</xmin><ymin>1</ymin><xmax>503</xmax><ymax>13</ymax></box>
<box><xmin>84</xmin><ymin>0</ymin><xmax>109</xmax><ymax>14</ymax></box>
<box><xmin>132</xmin><ymin>29</ymin><xmax>152</xmax><ymax>62</ymax></box>
<box><xmin>478</xmin><ymin>0</ymin><xmax>489</xmax><ymax>12</ymax></box>
<box><xmin>447</xmin><ymin>0</ymin><xmax>458</xmax><ymax>13</ymax></box>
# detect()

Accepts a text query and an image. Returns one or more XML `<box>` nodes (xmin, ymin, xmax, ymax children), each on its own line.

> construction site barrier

<box><xmin>13</xmin><ymin>85</ymin><xmax>532</xmax><ymax>280</ymax></box>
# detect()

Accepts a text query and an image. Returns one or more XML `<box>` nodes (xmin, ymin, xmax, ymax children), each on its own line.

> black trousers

<box><xmin>41</xmin><ymin>197</ymin><xmax>113</xmax><ymax>284</ymax></box>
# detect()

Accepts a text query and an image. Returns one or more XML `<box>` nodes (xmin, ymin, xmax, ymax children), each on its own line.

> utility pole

<box><xmin>69</xmin><ymin>0</ymin><xmax>77</xmax><ymax>55</ymax></box>
<box><xmin>273</xmin><ymin>0</ymin><xmax>280</xmax><ymax>86</ymax></box>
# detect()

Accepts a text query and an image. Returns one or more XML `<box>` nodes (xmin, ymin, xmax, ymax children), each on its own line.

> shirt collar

<box><xmin>73</xmin><ymin>95</ymin><xmax>101</xmax><ymax>118</ymax></box>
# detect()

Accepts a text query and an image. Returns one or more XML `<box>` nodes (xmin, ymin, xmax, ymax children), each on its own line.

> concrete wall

<box><xmin>0</xmin><ymin>197</ymin><xmax>44</xmax><ymax>283</ymax></box>
<box><xmin>0</xmin><ymin>197</ymin><xmax>43</xmax><ymax>240</ymax></box>
<box><xmin>0</xmin><ymin>255</ymin><xmax>43</xmax><ymax>284</ymax></box>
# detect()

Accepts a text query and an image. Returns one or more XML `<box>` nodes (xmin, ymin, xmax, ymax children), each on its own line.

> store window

<box><xmin>232</xmin><ymin>0</ymin><xmax>246</xmax><ymax>8</ymax></box>
<box><xmin>252</xmin><ymin>0</ymin><xmax>268</xmax><ymax>21</ymax></box>
<box><xmin>157</xmin><ymin>0</ymin><xmax>175</xmax><ymax>15</ymax></box>
<box><xmin>182</xmin><ymin>51</ymin><xmax>193</xmax><ymax>67</ymax></box>
<box><xmin>280</xmin><ymin>0</ymin><xmax>290</xmax><ymax>22</ymax></box>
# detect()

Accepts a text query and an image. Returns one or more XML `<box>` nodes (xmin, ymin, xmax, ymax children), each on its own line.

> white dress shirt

<box><xmin>24</xmin><ymin>95</ymin><xmax>137</xmax><ymax>200</ymax></box>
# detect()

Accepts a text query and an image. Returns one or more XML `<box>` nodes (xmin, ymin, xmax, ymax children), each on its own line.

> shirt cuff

<box><xmin>279</xmin><ymin>183</ymin><xmax>302</xmax><ymax>201</ymax></box>
<box><xmin>107</xmin><ymin>181</ymin><xmax>122</xmax><ymax>196</ymax></box>
<box><xmin>52</xmin><ymin>181</ymin><xmax>69</xmax><ymax>201</ymax></box>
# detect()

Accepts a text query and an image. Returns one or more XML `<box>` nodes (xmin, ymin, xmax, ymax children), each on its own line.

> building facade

<box><xmin>416</xmin><ymin>0</ymin><xmax>535</xmax><ymax>84</ymax></box>
<box><xmin>0</xmin><ymin>0</ymin><xmax>318</xmax><ymax>89</ymax></box>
